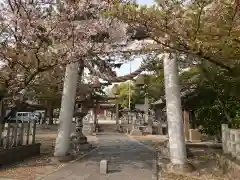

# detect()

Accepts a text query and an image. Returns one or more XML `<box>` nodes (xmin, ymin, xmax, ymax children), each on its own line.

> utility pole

<box><xmin>128</xmin><ymin>60</ymin><xmax>132</xmax><ymax>110</ymax></box>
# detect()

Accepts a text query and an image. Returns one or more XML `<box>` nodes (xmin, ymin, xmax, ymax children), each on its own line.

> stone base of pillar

<box><xmin>51</xmin><ymin>154</ymin><xmax>74</xmax><ymax>163</ymax></box>
<box><xmin>165</xmin><ymin>162</ymin><xmax>197</xmax><ymax>174</ymax></box>
<box><xmin>160</xmin><ymin>140</ymin><xmax>194</xmax><ymax>158</ymax></box>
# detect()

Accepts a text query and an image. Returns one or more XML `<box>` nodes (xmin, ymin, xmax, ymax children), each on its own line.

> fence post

<box><xmin>13</xmin><ymin>119</ymin><xmax>19</xmax><ymax>146</ymax></box>
<box><xmin>26</xmin><ymin>119</ymin><xmax>30</xmax><ymax>145</ymax></box>
<box><xmin>236</xmin><ymin>130</ymin><xmax>240</xmax><ymax>160</ymax></box>
<box><xmin>221</xmin><ymin>124</ymin><xmax>228</xmax><ymax>154</ymax></box>
<box><xmin>230</xmin><ymin>129</ymin><xmax>238</xmax><ymax>157</ymax></box>
<box><xmin>32</xmin><ymin>120</ymin><xmax>36</xmax><ymax>144</ymax></box>
<box><xmin>0</xmin><ymin>123</ymin><xmax>4</xmax><ymax>147</ymax></box>
<box><xmin>19</xmin><ymin>119</ymin><xmax>25</xmax><ymax>145</ymax></box>
<box><xmin>5</xmin><ymin>123</ymin><xmax>11</xmax><ymax>149</ymax></box>
<box><xmin>0</xmin><ymin>136</ymin><xmax>2</xmax><ymax>147</ymax></box>
<box><xmin>10</xmin><ymin>125</ymin><xmax>15</xmax><ymax>147</ymax></box>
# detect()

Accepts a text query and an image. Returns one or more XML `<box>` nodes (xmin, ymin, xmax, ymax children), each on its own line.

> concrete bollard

<box><xmin>100</xmin><ymin>159</ymin><xmax>108</xmax><ymax>174</ymax></box>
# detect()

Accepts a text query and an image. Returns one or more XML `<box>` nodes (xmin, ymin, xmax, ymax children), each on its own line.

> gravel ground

<box><xmin>131</xmin><ymin>136</ymin><xmax>234</xmax><ymax>180</ymax></box>
<box><xmin>0</xmin><ymin>126</ymin><xmax>63</xmax><ymax>180</ymax></box>
<box><xmin>160</xmin><ymin>172</ymin><xmax>233</xmax><ymax>180</ymax></box>
<box><xmin>0</xmin><ymin>132</ymin><xmax>233</xmax><ymax>180</ymax></box>
<box><xmin>0</xmin><ymin>125</ymin><xmax>97</xmax><ymax>180</ymax></box>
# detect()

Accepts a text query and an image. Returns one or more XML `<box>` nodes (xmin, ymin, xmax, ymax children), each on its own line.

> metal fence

<box><xmin>0</xmin><ymin>118</ymin><xmax>37</xmax><ymax>149</ymax></box>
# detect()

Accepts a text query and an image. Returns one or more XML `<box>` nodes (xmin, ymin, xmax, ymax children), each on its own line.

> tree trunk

<box><xmin>144</xmin><ymin>96</ymin><xmax>149</xmax><ymax>124</ymax></box>
<box><xmin>183</xmin><ymin>110</ymin><xmax>190</xmax><ymax>141</ymax></box>
<box><xmin>0</xmin><ymin>100</ymin><xmax>4</xmax><ymax>117</ymax></box>
<box><xmin>54</xmin><ymin>63</ymin><xmax>79</xmax><ymax>157</ymax></box>
<box><xmin>42</xmin><ymin>109</ymin><xmax>47</xmax><ymax>124</ymax></box>
<box><xmin>115</xmin><ymin>102</ymin><xmax>119</xmax><ymax>131</ymax></box>
<box><xmin>0</xmin><ymin>100</ymin><xmax>5</xmax><ymax>144</ymax></box>
<box><xmin>92</xmin><ymin>107</ymin><xmax>97</xmax><ymax>132</ymax></box>
<box><xmin>47</xmin><ymin>102</ymin><xmax>53</xmax><ymax>125</ymax></box>
<box><xmin>162</xmin><ymin>53</ymin><xmax>187</xmax><ymax>165</ymax></box>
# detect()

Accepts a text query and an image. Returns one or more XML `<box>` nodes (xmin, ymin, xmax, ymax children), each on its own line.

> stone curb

<box><xmin>37</xmin><ymin>142</ymin><xmax>100</xmax><ymax>180</ymax></box>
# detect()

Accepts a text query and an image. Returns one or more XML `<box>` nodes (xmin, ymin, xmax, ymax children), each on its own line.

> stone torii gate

<box><xmin>53</xmin><ymin>61</ymin><xmax>147</xmax><ymax>157</ymax></box>
<box><xmin>52</xmin><ymin>0</ymin><xmax>187</xmax><ymax>169</ymax></box>
<box><xmin>54</xmin><ymin>53</ymin><xmax>188</xmax><ymax>170</ymax></box>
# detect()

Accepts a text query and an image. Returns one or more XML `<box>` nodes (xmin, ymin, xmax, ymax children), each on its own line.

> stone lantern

<box><xmin>135</xmin><ymin>74</ymin><xmax>152</xmax><ymax>134</ymax></box>
<box><xmin>70</xmin><ymin>102</ymin><xmax>90</xmax><ymax>154</ymax></box>
<box><xmin>70</xmin><ymin>84</ymin><xmax>93</xmax><ymax>154</ymax></box>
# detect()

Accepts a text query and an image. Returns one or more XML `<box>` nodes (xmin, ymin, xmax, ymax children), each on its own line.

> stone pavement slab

<box><xmin>41</xmin><ymin>133</ymin><xmax>155</xmax><ymax>180</ymax></box>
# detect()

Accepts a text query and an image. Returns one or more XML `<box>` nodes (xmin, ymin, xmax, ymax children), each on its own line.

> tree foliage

<box><xmin>106</xmin><ymin>0</ymin><xmax>240</xmax><ymax>137</ymax></box>
<box><xmin>115</xmin><ymin>72</ymin><xmax>164</xmax><ymax>109</ymax></box>
<box><xmin>0</xmin><ymin>0</ymin><xmax>125</xmax><ymax>99</ymax></box>
<box><xmin>116</xmin><ymin>82</ymin><xmax>136</xmax><ymax>109</ymax></box>
<box><xmin>184</xmin><ymin>63</ymin><xmax>240</xmax><ymax>136</ymax></box>
<box><xmin>109</xmin><ymin>0</ymin><xmax>240</xmax><ymax>70</ymax></box>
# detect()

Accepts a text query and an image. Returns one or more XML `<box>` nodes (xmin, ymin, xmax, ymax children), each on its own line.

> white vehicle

<box><xmin>16</xmin><ymin>112</ymin><xmax>37</xmax><ymax>123</ymax></box>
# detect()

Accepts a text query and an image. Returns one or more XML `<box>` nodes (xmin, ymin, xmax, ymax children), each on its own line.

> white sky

<box><xmin>115</xmin><ymin>0</ymin><xmax>154</xmax><ymax>76</ymax></box>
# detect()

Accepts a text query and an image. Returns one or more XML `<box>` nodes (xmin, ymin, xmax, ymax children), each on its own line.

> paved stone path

<box><xmin>41</xmin><ymin>133</ymin><xmax>155</xmax><ymax>180</ymax></box>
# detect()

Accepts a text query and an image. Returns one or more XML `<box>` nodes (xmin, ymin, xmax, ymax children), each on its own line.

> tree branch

<box><xmin>152</xmin><ymin>37</ymin><xmax>232</xmax><ymax>71</ymax></box>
